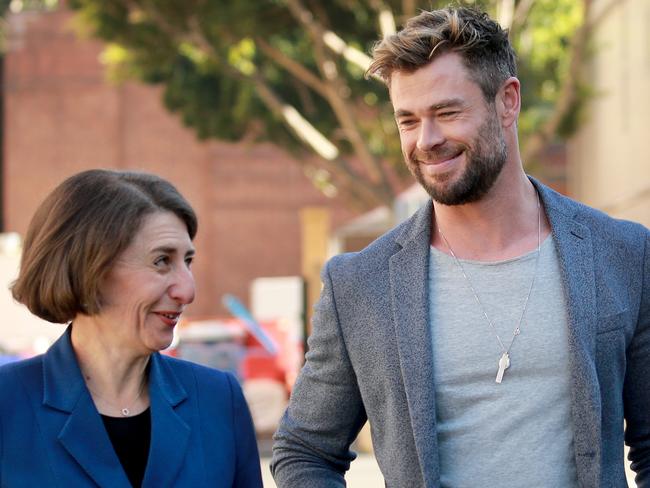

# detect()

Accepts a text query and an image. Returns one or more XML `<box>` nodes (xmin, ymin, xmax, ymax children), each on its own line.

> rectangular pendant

<box><xmin>495</xmin><ymin>353</ymin><xmax>510</xmax><ymax>384</ymax></box>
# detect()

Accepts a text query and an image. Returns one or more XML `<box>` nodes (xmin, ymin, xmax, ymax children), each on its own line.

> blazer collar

<box><xmin>43</xmin><ymin>327</ymin><xmax>191</xmax><ymax>487</ymax></box>
<box><xmin>389</xmin><ymin>200</ymin><xmax>439</xmax><ymax>486</ymax></box>
<box><xmin>142</xmin><ymin>353</ymin><xmax>191</xmax><ymax>487</ymax></box>
<box><xmin>394</xmin><ymin>198</ymin><xmax>433</xmax><ymax>248</ymax></box>
<box><xmin>43</xmin><ymin>327</ymin><xmax>132</xmax><ymax>487</ymax></box>
<box><xmin>42</xmin><ymin>326</ymin><xmax>86</xmax><ymax>413</ymax></box>
<box><xmin>533</xmin><ymin>179</ymin><xmax>601</xmax><ymax>487</ymax></box>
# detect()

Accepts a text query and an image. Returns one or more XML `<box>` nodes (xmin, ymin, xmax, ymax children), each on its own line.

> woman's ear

<box><xmin>497</xmin><ymin>77</ymin><xmax>521</xmax><ymax>128</ymax></box>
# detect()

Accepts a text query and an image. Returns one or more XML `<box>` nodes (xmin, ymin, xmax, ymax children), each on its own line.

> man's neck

<box><xmin>430</xmin><ymin>171</ymin><xmax>551</xmax><ymax>261</ymax></box>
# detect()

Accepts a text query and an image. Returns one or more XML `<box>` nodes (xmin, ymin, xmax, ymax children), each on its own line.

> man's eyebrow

<box><xmin>394</xmin><ymin>109</ymin><xmax>414</xmax><ymax>118</ymax></box>
<box><xmin>394</xmin><ymin>98</ymin><xmax>466</xmax><ymax>118</ymax></box>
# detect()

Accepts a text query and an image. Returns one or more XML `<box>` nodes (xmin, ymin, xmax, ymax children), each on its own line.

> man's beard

<box><xmin>406</xmin><ymin>113</ymin><xmax>507</xmax><ymax>206</ymax></box>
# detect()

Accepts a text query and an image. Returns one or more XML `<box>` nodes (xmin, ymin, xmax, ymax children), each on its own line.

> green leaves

<box><xmin>227</xmin><ymin>39</ymin><xmax>257</xmax><ymax>76</ymax></box>
<box><xmin>63</xmin><ymin>0</ymin><xmax>597</xmax><ymax>208</ymax></box>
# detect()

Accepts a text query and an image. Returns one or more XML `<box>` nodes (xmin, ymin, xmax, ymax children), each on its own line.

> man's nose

<box><xmin>416</xmin><ymin>119</ymin><xmax>445</xmax><ymax>152</ymax></box>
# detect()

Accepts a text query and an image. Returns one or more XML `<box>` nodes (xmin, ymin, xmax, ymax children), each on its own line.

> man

<box><xmin>271</xmin><ymin>7</ymin><xmax>649</xmax><ymax>488</ymax></box>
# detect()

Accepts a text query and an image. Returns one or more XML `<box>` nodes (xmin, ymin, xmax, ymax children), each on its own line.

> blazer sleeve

<box><xmin>624</xmin><ymin>230</ymin><xmax>650</xmax><ymax>487</ymax></box>
<box><xmin>271</xmin><ymin>259</ymin><xmax>367</xmax><ymax>488</ymax></box>
<box><xmin>226</xmin><ymin>373</ymin><xmax>263</xmax><ymax>488</ymax></box>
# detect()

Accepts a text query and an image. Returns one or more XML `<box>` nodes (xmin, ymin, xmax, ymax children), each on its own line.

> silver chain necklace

<box><xmin>87</xmin><ymin>377</ymin><xmax>147</xmax><ymax>416</ymax></box>
<box><xmin>437</xmin><ymin>191</ymin><xmax>541</xmax><ymax>384</ymax></box>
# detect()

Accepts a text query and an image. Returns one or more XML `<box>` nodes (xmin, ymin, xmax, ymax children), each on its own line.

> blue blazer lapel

<box><xmin>43</xmin><ymin>328</ymin><xmax>131</xmax><ymax>488</ymax></box>
<box><xmin>389</xmin><ymin>200</ymin><xmax>440</xmax><ymax>486</ymax></box>
<box><xmin>534</xmin><ymin>180</ymin><xmax>601</xmax><ymax>487</ymax></box>
<box><xmin>58</xmin><ymin>399</ymin><xmax>132</xmax><ymax>487</ymax></box>
<box><xmin>142</xmin><ymin>353</ymin><xmax>191</xmax><ymax>487</ymax></box>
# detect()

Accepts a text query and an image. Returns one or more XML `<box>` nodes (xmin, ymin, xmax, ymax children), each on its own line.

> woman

<box><xmin>0</xmin><ymin>169</ymin><xmax>262</xmax><ymax>487</ymax></box>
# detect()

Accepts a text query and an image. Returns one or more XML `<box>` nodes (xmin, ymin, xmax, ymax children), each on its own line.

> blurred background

<box><xmin>0</xmin><ymin>0</ymin><xmax>646</xmax><ymax>485</ymax></box>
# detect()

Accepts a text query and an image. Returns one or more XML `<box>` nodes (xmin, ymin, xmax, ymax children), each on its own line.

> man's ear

<box><xmin>496</xmin><ymin>77</ymin><xmax>521</xmax><ymax>128</ymax></box>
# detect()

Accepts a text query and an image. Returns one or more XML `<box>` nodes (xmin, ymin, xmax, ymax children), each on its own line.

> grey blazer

<box><xmin>272</xmin><ymin>180</ymin><xmax>650</xmax><ymax>488</ymax></box>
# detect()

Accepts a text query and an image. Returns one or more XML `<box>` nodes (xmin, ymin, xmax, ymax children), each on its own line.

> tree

<box><xmin>66</xmin><ymin>0</ymin><xmax>623</xmax><ymax>211</ymax></box>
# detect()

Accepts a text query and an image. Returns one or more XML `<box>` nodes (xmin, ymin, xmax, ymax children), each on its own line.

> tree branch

<box><xmin>237</xmin><ymin>72</ymin><xmax>394</xmax><ymax>207</ymax></box>
<box><xmin>586</xmin><ymin>0</ymin><xmax>627</xmax><ymax>31</ymax></box>
<box><xmin>321</xmin><ymin>156</ymin><xmax>394</xmax><ymax>210</ymax></box>
<box><xmin>402</xmin><ymin>0</ymin><xmax>417</xmax><ymax>19</ymax></box>
<box><xmin>226</xmin><ymin>68</ymin><xmax>394</xmax><ymax>207</ymax></box>
<box><xmin>284</xmin><ymin>0</ymin><xmax>392</xmax><ymax>199</ymax></box>
<box><xmin>367</xmin><ymin>0</ymin><xmax>397</xmax><ymax>36</ymax></box>
<box><xmin>521</xmin><ymin>0</ymin><xmax>627</xmax><ymax>165</ymax></box>
<box><xmin>322</xmin><ymin>30</ymin><xmax>375</xmax><ymax>72</ymax></box>
<box><xmin>497</xmin><ymin>0</ymin><xmax>515</xmax><ymax>30</ymax></box>
<box><xmin>292</xmin><ymin>78</ymin><xmax>317</xmax><ymax>115</ymax></box>
<box><xmin>114</xmin><ymin>0</ymin><xmax>396</xmax><ymax>208</ymax></box>
<box><xmin>510</xmin><ymin>0</ymin><xmax>535</xmax><ymax>38</ymax></box>
<box><xmin>255</xmin><ymin>37</ymin><xmax>329</xmax><ymax>98</ymax></box>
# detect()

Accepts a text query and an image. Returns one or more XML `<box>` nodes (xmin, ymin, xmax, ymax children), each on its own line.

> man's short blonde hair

<box><xmin>367</xmin><ymin>6</ymin><xmax>516</xmax><ymax>101</ymax></box>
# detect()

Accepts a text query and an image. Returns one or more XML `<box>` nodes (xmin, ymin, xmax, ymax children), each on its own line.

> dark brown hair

<box><xmin>367</xmin><ymin>6</ymin><xmax>517</xmax><ymax>101</ymax></box>
<box><xmin>11</xmin><ymin>169</ymin><xmax>198</xmax><ymax>323</ymax></box>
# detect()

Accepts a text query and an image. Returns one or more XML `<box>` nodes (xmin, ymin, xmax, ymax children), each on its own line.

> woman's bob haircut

<box><xmin>11</xmin><ymin>169</ymin><xmax>197</xmax><ymax>324</ymax></box>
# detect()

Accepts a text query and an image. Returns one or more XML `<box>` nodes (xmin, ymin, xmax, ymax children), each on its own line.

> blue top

<box><xmin>0</xmin><ymin>327</ymin><xmax>263</xmax><ymax>487</ymax></box>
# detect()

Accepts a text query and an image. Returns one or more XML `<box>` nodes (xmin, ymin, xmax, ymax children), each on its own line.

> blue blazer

<box><xmin>0</xmin><ymin>328</ymin><xmax>263</xmax><ymax>487</ymax></box>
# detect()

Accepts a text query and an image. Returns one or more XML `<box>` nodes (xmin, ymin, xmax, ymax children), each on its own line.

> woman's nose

<box><xmin>169</xmin><ymin>265</ymin><xmax>196</xmax><ymax>305</ymax></box>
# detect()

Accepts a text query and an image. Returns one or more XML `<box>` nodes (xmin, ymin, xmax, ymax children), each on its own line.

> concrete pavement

<box><xmin>260</xmin><ymin>454</ymin><xmax>384</xmax><ymax>487</ymax></box>
<box><xmin>261</xmin><ymin>452</ymin><xmax>638</xmax><ymax>487</ymax></box>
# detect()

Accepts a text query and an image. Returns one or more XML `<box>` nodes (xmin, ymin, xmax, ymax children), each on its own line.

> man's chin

<box><xmin>420</xmin><ymin>177</ymin><xmax>482</xmax><ymax>206</ymax></box>
<box><xmin>415</xmin><ymin>172</ymin><xmax>459</xmax><ymax>203</ymax></box>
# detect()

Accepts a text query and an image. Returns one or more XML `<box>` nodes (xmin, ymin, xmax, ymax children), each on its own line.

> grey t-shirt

<box><xmin>428</xmin><ymin>236</ymin><xmax>579</xmax><ymax>487</ymax></box>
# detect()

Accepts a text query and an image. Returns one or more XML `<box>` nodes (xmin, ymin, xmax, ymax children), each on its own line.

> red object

<box><xmin>241</xmin><ymin>348</ymin><xmax>285</xmax><ymax>383</ymax></box>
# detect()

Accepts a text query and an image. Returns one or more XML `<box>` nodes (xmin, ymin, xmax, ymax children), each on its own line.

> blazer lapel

<box><xmin>58</xmin><ymin>399</ymin><xmax>132</xmax><ymax>487</ymax></box>
<box><xmin>142</xmin><ymin>354</ymin><xmax>191</xmax><ymax>487</ymax></box>
<box><xmin>389</xmin><ymin>200</ymin><xmax>440</xmax><ymax>486</ymax></box>
<box><xmin>535</xmin><ymin>181</ymin><xmax>601</xmax><ymax>488</ymax></box>
<box><xmin>44</xmin><ymin>328</ymin><xmax>131</xmax><ymax>488</ymax></box>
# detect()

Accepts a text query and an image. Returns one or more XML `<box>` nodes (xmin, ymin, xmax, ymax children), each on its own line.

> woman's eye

<box><xmin>185</xmin><ymin>256</ymin><xmax>194</xmax><ymax>268</ymax></box>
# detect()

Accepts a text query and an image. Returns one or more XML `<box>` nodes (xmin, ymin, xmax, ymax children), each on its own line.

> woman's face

<box><xmin>97</xmin><ymin>211</ymin><xmax>196</xmax><ymax>354</ymax></box>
